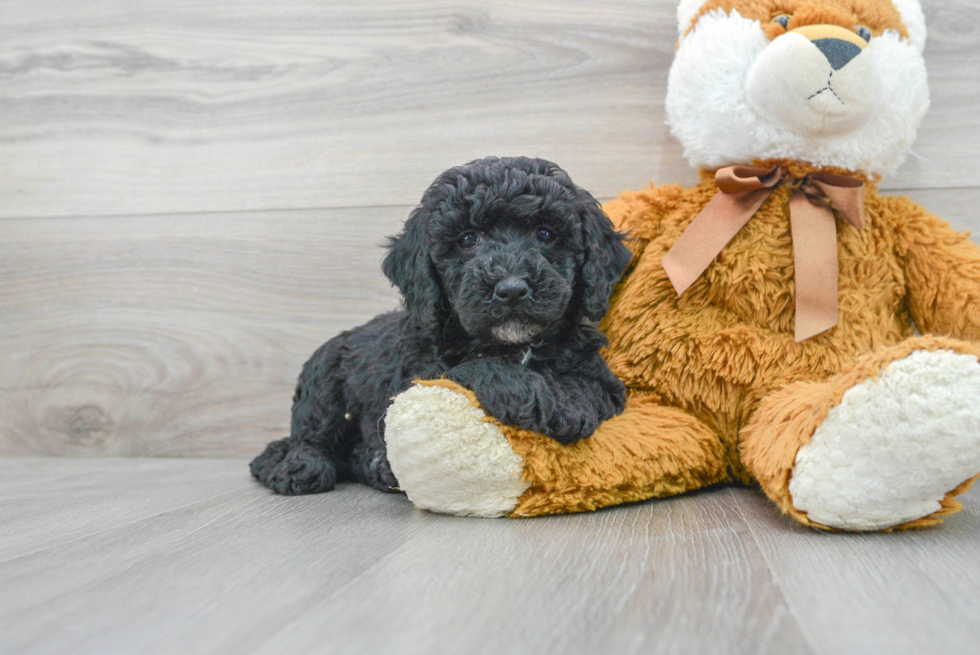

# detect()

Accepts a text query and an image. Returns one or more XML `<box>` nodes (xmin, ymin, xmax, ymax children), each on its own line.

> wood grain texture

<box><xmin>253</xmin><ymin>487</ymin><xmax>805</xmax><ymax>655</ymax></box>
<box><xmin>0</xmin><ymin>207</ymin><xmax>406</xmax><ymax>456</ymax></box>
<box><xmin>3</xmin><ymin>190</ymin><xmax>980</xmax><ymax>457</ymax></box>
<box><xmin>0</xmin><ymin>459</ymin><xmax>810</xmax><ymax>655</ymax></box>
<box><xmin>3</xmin><ymin>459</ymin><xmax>979</xmax><ymax>655</ymax></box>
<box><xmin>1</xmin><ymin>0</ymin><xmax>978</xmax><ymax>219</ymax></box>
<box><xmin>0</xmin><ymin>459</ymin><xmax>251</xmax><ymax>562</ymax></box>
<box><xmin>737</xmin><ymin>485</ymin><xmax>980</xmax><ymax>655</ymax></box>
<box><xmin>0</xmin><ymin>459</ymin><xmax>433</xmax><ymax>655</ymax></box>
<box><xmin>0</xmin><ymin>0</ymin><xmax>688</xmax><ymax>219</ymax></box>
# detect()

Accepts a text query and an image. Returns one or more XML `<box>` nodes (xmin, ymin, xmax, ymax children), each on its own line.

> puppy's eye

<box><xmin>534</xmin><ymin>226</ymin><xmax>556</xmax><ymax>244</ymax></box>
<box><xmin>457</xmin><ymin>231</ymin><xmax>480</xmax><ymax>249</ymax></box>
<box><xmin>855</xmin><ymin>25</ymin><xmax>872</xmax><ymax>42</ymax></box>
<box><xmin>771</xmin><ymin>14</ymin><xmax>791</xmax><ymax>29</ymax></box>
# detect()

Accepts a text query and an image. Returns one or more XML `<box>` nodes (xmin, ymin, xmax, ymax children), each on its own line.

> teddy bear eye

<box><xmin>855</xmin><ymin>25</ymin><xmax>872</xmax><ymax>42</ymax></box>
<box><xmin>772</xmin><ymin>14</ymin><xmax>791</xmax><ymax>29</ymax></box>
<box><xmin>457</xmin><ymin>231</ymin><xmax>480</xmax><ymax>249</ymax></box>
<box><xmin>534</xmin><ymin>226</ymin><xmax>556</xmax><ymax>244</ymax></box>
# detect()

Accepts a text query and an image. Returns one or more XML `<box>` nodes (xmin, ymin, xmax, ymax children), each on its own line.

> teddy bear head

<box><xmin>666</xmin><ymin>0</ymin><xmax>929</xmax><ymax>178</ymax></box>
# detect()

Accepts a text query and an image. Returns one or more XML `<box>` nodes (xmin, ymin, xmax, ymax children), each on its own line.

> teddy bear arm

<box><xmin>892</xmin><ymin>197</ymin><xmax>980</xmax><ymax>341</ymax></box>
<box><xmin>385</xmin><ymin>381</ymin><xmax>731</xmax><ymax>517</ymax></box>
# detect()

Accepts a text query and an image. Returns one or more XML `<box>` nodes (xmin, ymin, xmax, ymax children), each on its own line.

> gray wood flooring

<box><xmin>2</xmin><ymin>458</ymin><xmax>980</xmax><ymax>655</ymax></box>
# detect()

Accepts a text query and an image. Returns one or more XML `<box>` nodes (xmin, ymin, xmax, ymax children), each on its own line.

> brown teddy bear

<box><xmin>383</xmin><ymin>0</ymin><xmax>980</xmax><ymax>531</ymax></box>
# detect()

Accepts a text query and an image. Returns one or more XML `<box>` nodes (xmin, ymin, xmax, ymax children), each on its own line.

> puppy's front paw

<box><xmin>384</xmin><ymin>381</ymin><xmax>529</xmax><ymax>517</ymax></box>
<box><xmin>547</xmin><ymin>410</ymin><xmax>600</xmax><ymax>445</ymax></box>
<box><xmin>263</xmin><ymin>447</ymin><xmax>338</xmax><ymax>495</ymax></box>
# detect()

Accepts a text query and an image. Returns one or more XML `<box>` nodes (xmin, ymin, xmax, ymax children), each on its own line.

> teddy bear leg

<box><xmin>740</xmin><ymin>336</ymin><xmax>980</xmax><ymax>531</ymax></box>
<box><xmin>384</xmin><ymin>379</ymin><xmax>729</xmax><ymax>517</ymax></box>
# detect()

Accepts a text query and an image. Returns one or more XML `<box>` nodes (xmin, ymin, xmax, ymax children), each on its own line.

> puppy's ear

<box><xmin>383</xmin><ymin>208</ymin><xmax>442</xmax><ymax>329</ymax></box>
<box><xmin>578</xmin><ymin>201</ymin><xmax>632</xmax><ymax>321</ymax></box>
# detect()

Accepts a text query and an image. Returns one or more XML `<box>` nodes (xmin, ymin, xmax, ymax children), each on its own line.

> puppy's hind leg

<box><xmin>252</xmin><ymin>337</ymin><xmax>350</xmax><ymax>495</ymax></box>
<box><xmin>249</xmin><ymin>437</ymin><xmax>291</xmax><ymax>481</ymax></box>
<box><xmin>254</xmin><ymin>438</ymin><xmax>339</xmax><ymax>495</ymax></box>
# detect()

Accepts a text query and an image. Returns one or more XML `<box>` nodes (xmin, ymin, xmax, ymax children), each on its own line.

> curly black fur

<box><xmin>250</xmin><ymin>156</ymin><xmax>632</xmax><ymax>495</ymax></box>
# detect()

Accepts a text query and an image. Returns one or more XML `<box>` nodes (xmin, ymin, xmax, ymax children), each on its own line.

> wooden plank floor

<box><xmin>2</xmin><ymin>459</ymin><xmax>980</xmax><ymax>655</ymax></box>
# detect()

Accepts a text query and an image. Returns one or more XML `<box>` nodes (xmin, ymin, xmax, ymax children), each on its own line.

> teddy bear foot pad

<box><xmin>385</xmin><ymin>383</ymin><xmax>530</xmax><ymax>517</ymax></box>
<box><xmin>789</xmin><ymin>349</ymin><xmax>980</xmax><ymax>530</ymax></box>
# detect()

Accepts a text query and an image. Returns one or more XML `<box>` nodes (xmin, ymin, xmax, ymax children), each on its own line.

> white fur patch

<box><xmin>891</xmin><ymin>0</ymin><xmax>927</xmax><ymax>53</ymax></box>
<box><xmin>491</xmin><ymin>320</ymin><xmax>542</xmax><ymax>344</ymax></box>
<box><xmin>677</xmin><ymin>0</ymin><xmax>707</xmax><ymax>37</ymax></box>
<box><xmin>789</xmin><ymin>350</ymin><xmax>980</xmax><ymax>531</ymax></box>
<box><xmin>746</xmin><ymin>33</ymin><xmax>882</xmax><ymax>138</ymax></box>
<box><xmin>384</xmin><ymin>384</ymin><xmax>530</xmax><ymax>517</ymax></box>
<box><xmin>666</xmin><ymin>10</ymin><xmax>929</xmax><ymax>177</ymax></box>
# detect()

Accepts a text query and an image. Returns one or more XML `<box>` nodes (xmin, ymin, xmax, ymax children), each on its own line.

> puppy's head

<box><xmin>383</xmin><ymin>157</ymin><xmax>631</xmax><ymax>344</ymax></box>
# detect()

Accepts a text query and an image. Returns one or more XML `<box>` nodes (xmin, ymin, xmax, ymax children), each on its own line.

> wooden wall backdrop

<box><xmin>1</xmin><ymin>0</ymin><xmax>978</xmax><ymax>456</ymax></box>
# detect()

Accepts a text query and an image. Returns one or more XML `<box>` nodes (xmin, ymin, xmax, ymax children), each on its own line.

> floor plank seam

<box><xmin>0</xmin><ymin>483</ymin><xmax>257</xmax><ymax>567</ymax></box>
<box><xmin>152</xmin><ymin>492</ymin><xmax>283</xmax><ymax>552</ymax></box>
<box><xmin>727</xmin><ymin>489</ymin><xmax>822</xmax><ymax>655</ymax></box>
<box><xmin>0</xmin><ymin>203</ymin><xmax>418</xmax><ymax>223</ymax></box>
<box><xmin>0</xmin><ymin>460</ymin><xmax>250</xmax><ymax>493</ymax></box>
<box><xmin>2</xmin><ymin>187</ymin><xmax>975</xmax><ymax>224</ymax></box>
<box><xmin>246</xmin><ymin>508</ymin><xmax>448</xmax><ymax>651</ymax></box>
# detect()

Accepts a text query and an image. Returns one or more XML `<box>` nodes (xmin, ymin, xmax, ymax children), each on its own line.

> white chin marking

<box><xmin>789</xmin><ymin>350</ymin><xmax>980</xmax><ymax>531</ymax></box>
<box><xmin>491</xmin><ymin>321</ymin><xmax>541</xmax><ymax>344</ymax></box>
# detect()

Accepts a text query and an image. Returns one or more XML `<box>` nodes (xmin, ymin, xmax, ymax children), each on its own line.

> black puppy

<box><xmin>250</xmin><ymin>156</ymin><xmax>632</xmax><ymax>495</ymax></box>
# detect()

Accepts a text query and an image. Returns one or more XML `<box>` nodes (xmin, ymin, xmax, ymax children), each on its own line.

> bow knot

<box><xmin>661</xmin><ymin>165</ymin><xmax>866</xmax><ymax>342</ymax></box>
<box><xmin>791</xmin><ymin>177</ymin><xmax>832</xmax><ymax>209</ymax></box>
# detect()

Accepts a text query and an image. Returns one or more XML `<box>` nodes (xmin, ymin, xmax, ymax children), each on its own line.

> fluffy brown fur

<box><xmin>687</xmin><ymin>0</ymin><xmax>908</xmax><ymax>39</ymax></box>
<box><xmin>393</xmin><ymin>0</ymin><xmax>980</xmax><ymax>529</ymax></box>
<box><xmin>473</xmin><ymin>162</ymin><xmax>980</xmax><ymax>525</ymax></box>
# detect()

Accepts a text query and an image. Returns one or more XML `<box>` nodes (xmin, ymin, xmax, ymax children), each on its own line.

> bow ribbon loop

<box><xmin>661</xmin><ymin>165</ymin><xmax>866</xmax><ymax>342</ymax></box>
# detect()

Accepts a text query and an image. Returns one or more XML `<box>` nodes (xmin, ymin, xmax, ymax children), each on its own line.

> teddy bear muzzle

<box><xmin>746</xmin><ymin>24</ymin><xmax>883</xmax><ymax>137</ymax></box>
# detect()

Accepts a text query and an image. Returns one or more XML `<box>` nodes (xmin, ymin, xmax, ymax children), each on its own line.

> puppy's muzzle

<box><xmin>493</xmin><ymin>277</ymin><xmax>531</xmax><ymax>307</ymax></box>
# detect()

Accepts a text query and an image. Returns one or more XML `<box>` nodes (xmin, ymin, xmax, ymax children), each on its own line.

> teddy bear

<box><xmin>381</xmin><ymin>0</ymin><xmax>980</xmax><ymax>531</ymax></box>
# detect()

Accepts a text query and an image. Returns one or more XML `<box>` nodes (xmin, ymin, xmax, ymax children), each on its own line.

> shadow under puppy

<box><xmin>251</xmin><ymin>156</ymin><xmax>632</xmax><ymax>495</ymax></box>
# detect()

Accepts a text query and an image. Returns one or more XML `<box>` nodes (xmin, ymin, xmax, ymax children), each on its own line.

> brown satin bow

<box><xmin>661</xmin><ymin>165</ymin><xmax>865</xmax><ymax>342</ymax></box>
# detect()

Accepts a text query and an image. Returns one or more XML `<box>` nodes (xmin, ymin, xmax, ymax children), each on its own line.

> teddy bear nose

<box><xmin>812</xmin><ymin>38</ymin><xmax>863</xmax><ymax>70</ymax></box>
<box><xmin>493</xmin><ymin>277</ymin><xmax>531</xmax><ymax>305</ymax></box>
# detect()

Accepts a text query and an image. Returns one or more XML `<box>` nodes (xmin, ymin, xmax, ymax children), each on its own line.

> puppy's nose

<box><xmin>493</xmin><ymin>277</ymin><xmax>530</xmax><ymax>306</ymax></box>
